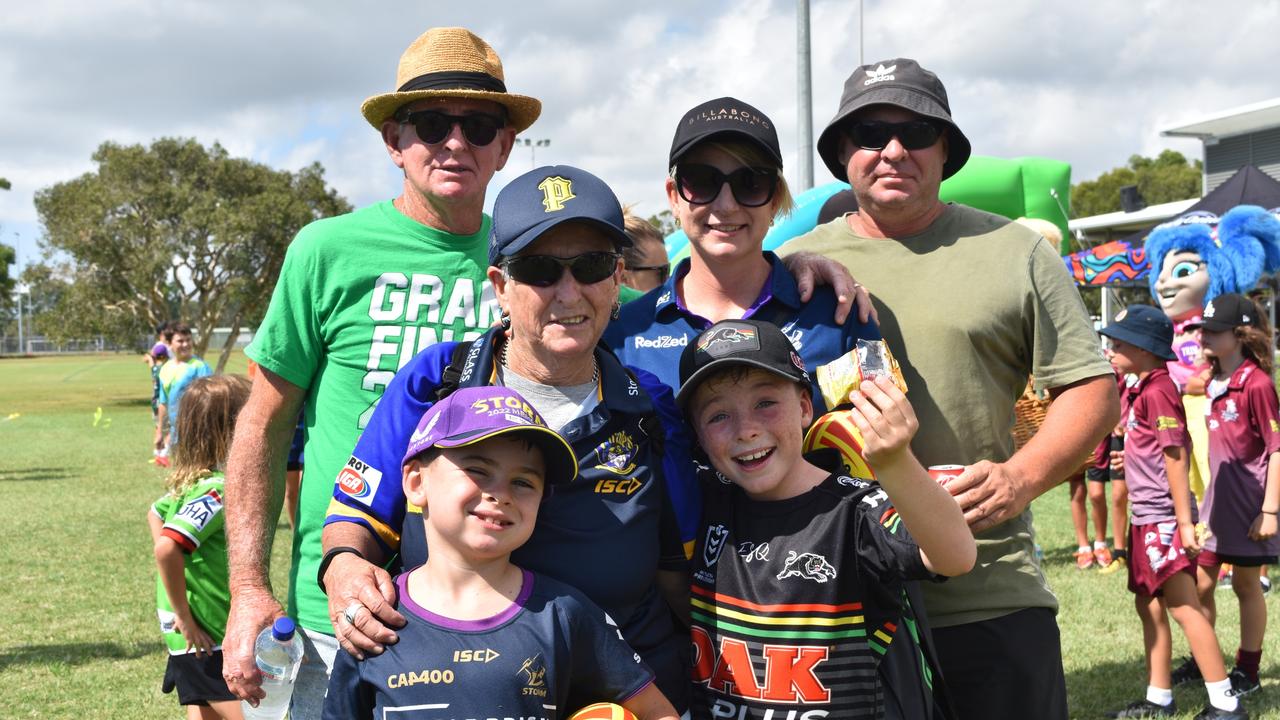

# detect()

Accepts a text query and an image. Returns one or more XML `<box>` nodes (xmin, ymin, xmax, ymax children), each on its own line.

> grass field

<box><xmin>0</xmin><ymin>353</ymin><xmax>1277</xmax><ymax>718</ymax></box>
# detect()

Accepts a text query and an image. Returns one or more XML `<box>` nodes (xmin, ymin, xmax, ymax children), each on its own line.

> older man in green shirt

<box><xmin>784</xmin><ymin>58</ymin><xmax>1119</xmax><ymax>719</ymax></box>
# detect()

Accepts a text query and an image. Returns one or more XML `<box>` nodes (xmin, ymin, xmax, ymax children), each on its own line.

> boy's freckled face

<box><xmin>404</xmin><ymin>436</ymin><xmax>546</xmax><ymax>561</ymax></box>
<box><xmin>690</xmin><ymin>369</ymin><xmax>814</xmax><ymax>502</ymax></box>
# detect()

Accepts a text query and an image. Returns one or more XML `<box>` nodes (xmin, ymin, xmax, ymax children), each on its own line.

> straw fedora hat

<box><xmin>361</xmin><ymin>27</ymin><xmax>541</xmax><ymax>133</ymax></box>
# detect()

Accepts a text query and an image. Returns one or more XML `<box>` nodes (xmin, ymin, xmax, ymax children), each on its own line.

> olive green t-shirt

<box><xmin>782</xmin><ymin>204</ymin><xmax>1111</xmax><ymax>627</ymax></box>
<box><xmin>246</xmin><ymin>201</ymin><xmax>495</xmax><ymax>634</ymax></box>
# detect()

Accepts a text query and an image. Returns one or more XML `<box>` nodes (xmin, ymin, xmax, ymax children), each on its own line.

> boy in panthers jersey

<box><xmin>677</xmin><ymin>319</ymin><xmax>975</xmax><ymax>719</ymax></box>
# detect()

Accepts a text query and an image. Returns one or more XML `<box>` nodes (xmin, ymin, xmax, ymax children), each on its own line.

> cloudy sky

<box><xmin>2</xmin><ymin>0</ymin><xmax>1276</xmax><ymax>273</ymax></box>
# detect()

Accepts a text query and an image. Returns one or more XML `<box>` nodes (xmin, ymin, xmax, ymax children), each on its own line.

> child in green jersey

<box><xmin>149</xmin><ymin>374</ymin><xmax>251</xmax><ymax>720</ymax></box>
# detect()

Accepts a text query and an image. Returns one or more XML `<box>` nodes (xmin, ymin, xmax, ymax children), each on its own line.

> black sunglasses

<box><xmin>628</xmin><ymin>263</ymin><xmax>671</xmax><ymax>283</ymax></box>
<box><xmin>399</xmin><ymin>110</ymin><xmax>505</xmax><ymax>146</ymax></box>
<box><xmin>845</xmin><ymin>120</ymin><xmax>943</xmax><ymax>151</ymax></box>
<box><xmin>674</xmin><ymin>164</ymin><xmax>778</xmax><ymax>208</ymax></box>
<box><xmin>505</xmin><ymin>252</ymin><xmax>620</xmax><ymax>287</ymax></box>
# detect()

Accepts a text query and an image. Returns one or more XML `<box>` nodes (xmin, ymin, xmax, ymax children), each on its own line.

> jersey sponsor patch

<box><xmin>1155</xmin><ymin>415</ymin><xmax>1182</xmax><ymax>431</ymax></box>
<box><xmin>174</xmin><ymin>489</ymin><xmax>223</xmax><ymax>533</ymax></box>
<box><xmin>338</xmin><ymin>455</ymin><xmax>383</xmax><ymax>502</ymax></box>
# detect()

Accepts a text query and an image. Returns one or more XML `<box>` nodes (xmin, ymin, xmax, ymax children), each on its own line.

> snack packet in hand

<box><xmin>814</xmin><ymin>339</ymin><xmax>908</xmax><ymax>409</ymax></box>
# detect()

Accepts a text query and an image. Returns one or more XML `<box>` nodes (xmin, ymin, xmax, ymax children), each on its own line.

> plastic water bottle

<box><xmin>242</xmin><ymin>617</ymin><xmax>304</xmax><ymax>720</ymax></box>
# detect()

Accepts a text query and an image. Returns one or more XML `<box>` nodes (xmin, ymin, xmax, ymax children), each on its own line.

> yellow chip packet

<box><xmin>814</xmin><ymin>339</ymin><xmax>908</xmax><ymax>408</ymax></box>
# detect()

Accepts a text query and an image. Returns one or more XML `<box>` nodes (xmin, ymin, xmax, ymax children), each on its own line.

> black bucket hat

<box><xmin>1099</xmin><ymin>305</ymin><xmax>1177</xmax><ymax>361</ymax></box>
<box><xmin>816</xmin><ymin>58</ymin><xmax>972</xmax><ymax>182</ymax></box>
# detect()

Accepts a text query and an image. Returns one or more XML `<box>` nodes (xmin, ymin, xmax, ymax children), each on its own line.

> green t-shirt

<box><xmin>782</xmin><ymin>204</ymin><xmax>1112</xmax><ymax>627</ymax></box>
<box><xmin>153</xmin><ymin>473</ymin><xmax>230</xmax><ymax>654</ymax></box>
<box><xmin>246</xmin><ymin>201</ymin><xmax>494</xmax><ymax>634</ymax></box>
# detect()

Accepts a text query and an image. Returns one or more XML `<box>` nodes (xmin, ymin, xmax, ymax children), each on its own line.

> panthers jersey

<box><xmin>323</xmin><ymin>570</ymin><xmax>653</xmax><ymax>720</ymax></box>
<box><xmin>689</xmin><ymin>454</ymin><xmax>932</xmax><ymax>719</ymax></box>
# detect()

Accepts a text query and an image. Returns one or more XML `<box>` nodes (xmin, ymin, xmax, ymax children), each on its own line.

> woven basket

<box><xmin>1012</xmin><ymin>380</ymin><xmax>1051</xmax><ymax>451</ymax></box>
<box><xmin>1012</xmin><ymin>378</ymin><xmax>1093</xmax><ymax>477</ymax></box>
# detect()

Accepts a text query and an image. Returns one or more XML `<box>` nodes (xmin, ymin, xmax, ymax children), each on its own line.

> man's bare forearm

<box><xmin>225</xmin><ymin>369</ymin><xmax>305</xmax><ymax>591</ymax></box>
<box><xmin>1007</xmin><ymin>374</ymin><xmax>1120</xmax><ymax>499</ymax></box>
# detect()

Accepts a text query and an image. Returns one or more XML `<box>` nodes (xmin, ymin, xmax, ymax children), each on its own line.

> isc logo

<box><xmin>453</xmin><ymin>649</ymin><xmax>500</xmax><ymax>663</ymax></box>
<box><xmin>594</xmin><ymin>478</ymin><xmax>642</xmax><ymax>495</ymax></box>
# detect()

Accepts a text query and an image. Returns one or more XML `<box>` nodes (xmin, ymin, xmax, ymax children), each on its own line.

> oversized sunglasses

<box><xmin>845</xmin><ymin>120</ymin><xmax>943</xmax><ymax>151</ymax></box>
<box><xmin>674</xmin><ymin>164</ymin><xmax>778</xmax><ymax>208</ymax></box>
<box><xmin>399</xmin><ymin>110</ymin><xmax>505</xmax><ymax>146</ymax></box>
<box><xmin>504</xmin><ymin>252</ymin><xmax>620</xmax><ymax>287</ymax></box>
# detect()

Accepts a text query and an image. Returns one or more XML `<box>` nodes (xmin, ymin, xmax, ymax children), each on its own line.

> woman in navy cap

<box><xmin>321</xmin><ymin>165</ymin><xmax>697</xmax><ymax>715</ymax></box>
<box><xmin>604</xmin><ymin>97</ymin><xmax>880</xmax><ymax>416</ymax></box>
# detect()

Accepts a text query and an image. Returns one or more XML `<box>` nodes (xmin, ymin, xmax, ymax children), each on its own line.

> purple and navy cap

<box><xmin>151</xmin><ymin>342</ymin><xmax>169</xmax><ymax>358</ymax></box>
<box><xmin>488</xmin><ymin>165</ymin><xmax>631</xmax><ymax>266</ymax></box>
<box><xmin>402</xmin><ymin>386</ymin><xmax>578</xmax><ymax>486</ymax></box>
<box><xmin>676</xmin><ymin>319</ymin><xmax>810</xmax><ymax>413</ymax></box>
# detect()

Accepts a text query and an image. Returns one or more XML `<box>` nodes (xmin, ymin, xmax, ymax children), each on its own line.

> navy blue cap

<box><xmin>489</xmin><ymin>165</ymin><xmax>631</xmax><ymax>266</ymax></box>
<box><xmin>1099</xmin><ymin>304</ymin><xmax>1177</xmax><ymax>361</ymax></box>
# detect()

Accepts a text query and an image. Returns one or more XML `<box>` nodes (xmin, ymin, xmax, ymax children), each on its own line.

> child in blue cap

<box><xmin>1101</xmin><ymin>305</ymin><xmax>1243</xmax><ymax>719</ymax></box>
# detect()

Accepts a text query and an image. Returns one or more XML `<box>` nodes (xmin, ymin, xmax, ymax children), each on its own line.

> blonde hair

<box><xmin>672</xmin><ymin>140</ymin><xmax>795</xmax><ymax>217</ymax></box>
<box><xmin>165</xmin><ymin>374</ymin><xmax>252</xmax><ymax>497</ymax></box>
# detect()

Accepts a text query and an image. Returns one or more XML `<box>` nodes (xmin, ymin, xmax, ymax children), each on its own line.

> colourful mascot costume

<box><xmin>1145</xmin><ymin>205</ymin><xmax>1280</xmax><ymax>498</ymax></box>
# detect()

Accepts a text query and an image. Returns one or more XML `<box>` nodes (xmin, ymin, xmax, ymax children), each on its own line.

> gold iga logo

<box><xmin>538</xmin><ymin>176</ymin><xmax>575</xmax><ymax>212</ymax></box>
<box><xmin>1271</xmin><ymin>419</ymin><xmax>1279</xmax><ymax>433</ymax></box>
<box><xmin>1155</xmin><ymin>415</ymin><xmax>1182</xmax><ymax>431</ymax></box>
<box><xmin>517</xmin><ymin>654</ymin><xmax>548</xmax><ymax>697</ymax></box>
<box><xmin>593</xmin><ymin>430</ymin><xmax>639</xmax><ymax>477</ymax></box>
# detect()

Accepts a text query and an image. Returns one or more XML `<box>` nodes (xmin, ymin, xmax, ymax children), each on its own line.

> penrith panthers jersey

<box><xmin>689</xmin><ymin>454</ymin><xmax>934</xmax><ymax>719</ymax></box>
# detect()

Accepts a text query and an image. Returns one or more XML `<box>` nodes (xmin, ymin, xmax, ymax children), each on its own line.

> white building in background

<box><xmin>1162</xmin><ymin>97</ymin><xmax>1280</xmax><ymax>193</ymax></box>
<box><xmin>1068</xmin><ymin>96</ymin><xmax>1280</xmax><ymax>245</ymax></box>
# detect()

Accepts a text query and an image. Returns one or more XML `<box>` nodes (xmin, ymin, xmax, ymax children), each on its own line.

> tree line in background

<box><xmin>4</xmin><ymin>139</ymin><xmax>349</xmax><ymax>370</ymax></box>
<box><xmin>0</xmin><ymin>147</ymin><xmax>1201</xmax><ymax>361</ymax></box>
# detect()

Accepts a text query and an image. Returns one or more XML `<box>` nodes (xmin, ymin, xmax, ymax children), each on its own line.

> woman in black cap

<box><xmin>604</xmin><ymin>97</ymin><xmax>879</xmax><ymax>416</ymax></box>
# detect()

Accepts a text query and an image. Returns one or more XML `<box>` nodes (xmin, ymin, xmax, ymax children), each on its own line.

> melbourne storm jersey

<box><xmin>323</xmin><ymin>570</ymin><xmax>653</xmax><ymax>719</ymax></box>
<box><xmin>690</xmin><ymin>458</ymin><xmax>933</xmax><ymax>719</ymax></box>
<box><xmin>325</xmin><ymin>328</ymin><xmax>699</xmax><ymax>711</ymax></box>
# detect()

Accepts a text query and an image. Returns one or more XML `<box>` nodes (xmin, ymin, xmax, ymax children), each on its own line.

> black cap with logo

<box><xmin>676</xmin><ymin>319</ymin><xmax>809</xmax><ymax>413</ymax></box>
<box><xmin>1196</xmin><ymin>293</ymin><xmax>1261</xmax><ymax>333</ymax></box>
<box><xmin>668</xmin><ymin>97</ymin><xmax>783</xmax><ymax>169</ymax></box>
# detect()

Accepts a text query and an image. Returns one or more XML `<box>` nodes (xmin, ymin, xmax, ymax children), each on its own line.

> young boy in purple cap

<box><xmin>676</xmin><ymin>318</ymin><xmax>975</xmax><ymax>720</ymax></box>
<box><xmin>322</xmin><ymin>385</ymin><xmax>679</xmax><ymax>720</ymax></box>
<box><xmin>1100</xmin><ymin>305</ymin><xmax>1243</xmax><ymax>719</ymax></box>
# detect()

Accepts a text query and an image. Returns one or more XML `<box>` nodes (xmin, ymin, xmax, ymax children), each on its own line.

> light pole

<box><xmin>14</xmin><ymin>284</ymin><xmax>26</xmax><ymax>355</ymax></box>
<box><xmin>516</xmin><ymin>138</ymin><xmax>550</xmax><ymax>169</ymax></box>
<box><xmin>796</xmin><ymin>0</ymin><xmax>814</xmax><ymax>191</ymax></box>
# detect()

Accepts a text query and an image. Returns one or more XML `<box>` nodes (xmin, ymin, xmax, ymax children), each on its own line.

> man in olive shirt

<box><xmin>784</xmin><ymin>58</ymin><xmax>1119</xmax><ymax>719</ymax></box>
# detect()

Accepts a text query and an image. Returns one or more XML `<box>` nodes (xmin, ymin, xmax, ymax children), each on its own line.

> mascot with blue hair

<box><xmin>1144</xmin><ymin>205</ymin><xmax>1280</xmax><ymax>497</ymax></box>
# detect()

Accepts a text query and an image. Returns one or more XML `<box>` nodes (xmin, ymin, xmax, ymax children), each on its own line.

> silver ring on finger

<box><xmin>343</xmin><ymin>602</ymin><xmax>362</xmax><ymax>625</ymax></box>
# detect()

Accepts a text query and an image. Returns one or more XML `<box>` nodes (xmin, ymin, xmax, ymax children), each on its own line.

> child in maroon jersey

<box><xmin>1101</xmin><ymin>305</ymin><xmax>1243</xmax><ymax>719</ymax></box>
<box><xmin>1178</xmin><ymin>293</ymin><xmax>1280</xmax><ymax>699</ymax></box>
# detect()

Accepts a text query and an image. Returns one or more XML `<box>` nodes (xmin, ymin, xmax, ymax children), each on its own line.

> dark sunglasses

<box><xmin>674</xmin><ymin>164</ymin><xmax>778</xmax><ymax>208</ymax></box>
<box><xmin>504</xmin><ymin>252</ymin><xmax>620</xmax><ymax>287</ymax></box>
<box><xmin>399</xmin><ymin>110</ymin><xmax>505</xmax><ymax>146</ymax></box>
<box><xmin>845</xmin><ymin>120</ymin><xmax>943</xmax><ymax>151</ymax></box>
<box><xmin>628</xmin><ymin>263</ymin><xmax>671</xmax><ymax>283</ymax></box>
